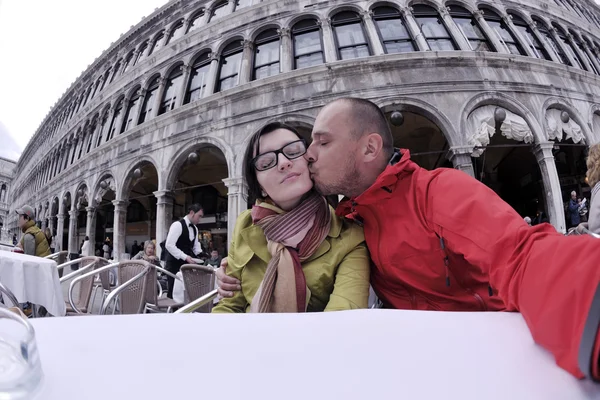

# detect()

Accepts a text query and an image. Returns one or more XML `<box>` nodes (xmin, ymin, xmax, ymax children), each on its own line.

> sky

<box><xmin>0</xmin><ymin>0</ymin><xmax>169</xmax><ymax>161</ymax></box>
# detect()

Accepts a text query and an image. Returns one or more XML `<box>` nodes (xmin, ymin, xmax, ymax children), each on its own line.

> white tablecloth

<box><xmin>0</xmin><ymin>251</ymin><xmax>66</xmax><ymax>317</ymax></box>
<box><xmin>30</xmin><ymin>310</ymin><xmax>599</xmax><ymax>399</ymax></box>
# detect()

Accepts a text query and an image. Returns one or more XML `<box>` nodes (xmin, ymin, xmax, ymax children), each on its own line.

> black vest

<box><xmin>165</xmin><ymin>219</ymin><xmax>197</xmax><ymax>272</ymax></box>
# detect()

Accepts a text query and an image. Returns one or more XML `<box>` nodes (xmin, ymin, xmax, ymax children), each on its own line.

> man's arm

<box><xmin>165</xmin><ymin>222</ymin><xmax>186</xmax><ymax>261</ymax></box>
<box><xmin>427</xmin><ymin>169</ymin><xmax>600</xmax><ymax>380</ymax></box>
<box><xmin>23</xmin><ymin>234</ymin><xmax>36</xmax><ymax>256</ymax></box>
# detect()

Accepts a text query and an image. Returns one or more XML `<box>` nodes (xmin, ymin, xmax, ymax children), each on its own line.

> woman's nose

<box><xmin>277</xmin><ymin>153</ymin><xmax>292</xmax><ymax>170</ymax></box>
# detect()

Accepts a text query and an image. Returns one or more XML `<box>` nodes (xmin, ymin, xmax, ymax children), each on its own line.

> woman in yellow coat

<box><xmin>212</xmin><ymin>122</ymin><xmax>369</xmax><ymax>313</ymax></box>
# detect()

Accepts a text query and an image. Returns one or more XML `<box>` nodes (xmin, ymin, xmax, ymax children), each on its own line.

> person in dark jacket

<box><xmin>567</xmin><ymin>191</ymin><xmax>581</xmax><ymax>228</ymax></box>
<box><xmin>218</xmin><ymin>97</ymin><xmax>600</xmax><ymax>382</ymax></box>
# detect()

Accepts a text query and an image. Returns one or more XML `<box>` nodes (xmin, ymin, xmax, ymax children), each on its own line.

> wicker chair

<box><xmin>90</xmin><ymin>257</ymin><xmax>113</xmax><ymax>312</ymax></box>
<box><xmin>144</xmin><ymin>265</ymin><xmax>184</xmax><ymax>313</ymax></box>
<box><xmin>180</xmin><ymin>264</ymin><xmax>216</xmax><ymax>313</ymax></box>
<box><xmin>45</xmin><ymin>251</ymin><xmax>68</xmax><ymax>278</ymax></box>
<box><xmin>63</xmin><ymin>257</ymin><xmax>102</xmax><ymax>315</ymax></box>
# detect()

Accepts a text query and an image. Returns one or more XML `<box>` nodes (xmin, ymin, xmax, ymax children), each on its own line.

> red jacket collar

<box><xmin>336</xmin><ymin>149</ymin><xmax>417</xmax><ymax>217</ymax></box>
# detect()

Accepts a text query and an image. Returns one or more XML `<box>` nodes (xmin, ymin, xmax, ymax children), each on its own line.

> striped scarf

<box><xmin>249</xmin><ymin>191</ymin><xmax>331</xmax><ymax>313</ymax></box>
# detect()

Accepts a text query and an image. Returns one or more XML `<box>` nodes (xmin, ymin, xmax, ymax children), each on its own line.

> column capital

<box><xmin>317</xmin><ymin>18</ymin><xmax>331</xmax><ymax>28</ymax></box>
<box><xmin>208</xmin><ymin>52</ymin><xmax>220</xmax><ymax>62</ymax></box>
<box><xmin>180</xmin><ymin>64</ymin><xmax>192</xmax><ymax>74</ymax></box>
<box><xmin>223</xmin><ymin>177</ymin><xmax>247</xmax><ymax>194</ymax></box>
<box><xmin>112</xmin><ymin>200</ymin><xmax>129</xmax><ymax>211</ymax></box>
<box><xmin>399</xmin><ymin>6</ymin><xmax>414</xmax><ymax>15</ymax></box>
<box><xmin>473</xmin><ymin>9</ymin><xmax>484</xmax><ymax>18</ymax></box>
<box><xmin>277</xmin><ymin>27</ymin><xmax>291</xmax><ymax>38</ymax></box>
<box><xmin>153</xmin><ymin>190</ymin><xmax>175</xmax><ymax>204</ymax></box>
<box><xmin>242</xmin><ymin>40</ymin><xmax>254</xmax><ymax>50</ymax></box>
<box><xmin>437</xmin><ymin>6</ymin><xmax>450</xmax><ymax>17</ymax></box>
<box><xmin>533</xmin><ymin>142</ymin><xmax>556</xmax><ymax>162</ymax></box>
<box><xmin>359</xmin><ymin>10</ymin><xmax>374</xmax><ymax>20</ymax></box>
<box><xmin>68</xmin><ymin>209</ymin><xmax>78</xmax><ymax>218</ymax></box>
<box><xmin>85</xmin><ymin>206</ymin><xmax>96</xmax><ymax>214</ymax></box>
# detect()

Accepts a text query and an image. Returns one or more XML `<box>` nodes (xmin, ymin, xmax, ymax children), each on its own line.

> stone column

<box><xmin>112</xmin><ymin>200</ymin><xmax>128</xmax><ymax>261</ymax></box>
<box><xmin>176</xmin><ymin>65</ymin><xmax>192</xmax><ymax>107</ymax></box>
<box><xmin>400</xmin><ymin>6</ymin><xmax>429</xmax><ymax>51</ymax></box>
<box><xmin>133</xmin><ymin>89</ymin><xmax>147</xmax><ymax>125</ymax></box>
<box><xmin>239</xmin><ymin>40</ymin><xmax>254</xmax><ymax>84</ymax></box>
<box><xmin>582</xmin><ymin>44</ymin><xmax>600</xmax><ymax>73</ymax></box>
<box><xmin>448</xmin><ymin>147</ymin><xmax>475</xmax><ymax>177</ymax></box>
<box><xmin>531</xmin><ymin>21</ymin><xmax>561</xmax><ymax>63</ymax></box>
<box><xmin>502</xmin><ymin>15</ymin><xmax>534</xmax><ymax>57</ymax></box>
<box><xmin>437</xmin><ymin>6</ymin><xmax>471</xmax><ymax>51</ymax></box>
<box><xmin>360</xmin><ymin>11</ymin><xmax>385</xmax><ymax>55</ymax></box>
<box><xmin>567</xmin><ymin>33</ymin><xmax>594</xmax><ymax>72</ymax></box>
<box><xmin>549</xmin><ymin>27</ymin><xmax>577</xmax><ymax>66</ymax></box>
<box><xmin>227</xmin><ymin>0</ymin><xmax>236</xmax><ymax>14</ymax></box>
<box><xmin>153</xmin><ymin>190</ymin><xmax>174</xmax><ymax>260</ymax></box>
<box><xmin>319</xmin><ymin>18</ymin><xmax>338</xmax><ymax>63</ymax></box>
<box><xmin>68</xmin><ymin>209</ymin><xmax>78</xmax><ymax>259</ymax></box>
<box><xmin>533</xmin><ymin>142</ymin><xmax>566</xmax><ymax>233</ymax></box>
<box><xmin>55</xmin><ymin>214</ymin><xmax>64</xmax><ymax>251</ymax></box>
<box><xmin>222</xmin><ymin>177</ymin><xmax>248</xmax><ymax>245</ymax></box>
<box><xmin>278</xmin><ymin>28</ymin><xmax>293</xmax><ymax>73</ymax></box>
<box><xmin>85</xmin><ymin>207</ymin><xmax>96</xmax><ymax>256</ymax></box>
<box><xmin>205</xmin><ymin>53</ymin><xmax>220</xmax><ymax>96</ymax></box>
<box><xmin>473</xmin><ymin>10</ymin><xmax>505</xmax><ymax>54</ymax></box>
<box><xmin>48</xmin><ymin>216</ymin><xmax>55</xmax><ymax>238</ymax></box>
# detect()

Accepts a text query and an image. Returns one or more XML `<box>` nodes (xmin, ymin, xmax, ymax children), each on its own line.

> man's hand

<box><xmin>185</xmin><ymin>256</ymin><xmax>197</xmax><ymax>264</ymax></box>
<box><xmin>216</xmin><ymin>257</ymin><xmax>241</xmax><ymax>298</ymax></box>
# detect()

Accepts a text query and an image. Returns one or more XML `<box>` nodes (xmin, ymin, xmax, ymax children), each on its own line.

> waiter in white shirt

<box><xmin>165</xmin><ymin>203</ymin><xmax>204</xmax><ymax>298</ymax></box>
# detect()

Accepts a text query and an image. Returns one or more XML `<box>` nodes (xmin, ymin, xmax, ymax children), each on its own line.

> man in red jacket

<box><xmin>218</xmin><ymin>97</ymin><xmax>600</xmax><ymax>381</ymax></box>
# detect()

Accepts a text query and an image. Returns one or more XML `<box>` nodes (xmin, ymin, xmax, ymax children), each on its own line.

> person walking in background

<box><xmin>164</xmin><ymin>203</ymin><xmax>204</xmax><ymax>298</ymax></box>
<box><xmin>80</xmin><ymin>236</ymin><xmax>90</xmax><ymax>256</ymax></box>
<box><xmin>103</xmin><ymin>239</ymin><xmax>111</xmax><ymax>259</ymax></box>
<box><xmin>567</xmin><ymin>191</ymin><xmax>581</xmax><ymax>229</ymax></box>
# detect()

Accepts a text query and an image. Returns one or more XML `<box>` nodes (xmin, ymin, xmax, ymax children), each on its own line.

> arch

<box><xmin>327</xmin><ymin>4</ymin><xmax>366</xmax><ymax>19</ymax></box>
<box><xmin>461</xmin><ymin>92</ymin><xmax>546</xmax><ymax>144</ymax></box>
<box><xmin>73</xmin><ymin>181</ymin><xmax>90</xmax><ymax>210</ymax></box>
<box><xmin>58</xmin><ymin>191</ymin><xmax>72</xmax><ymax>216</ymax></box>
<box><xmin>505</xmin><ymin>8</ymin><xmax>534</xmax><ymax>24</ymax></box>
<box><xmin>376</xmin><ymin>96</ymin><xmax>458</xmax><ymax>147</ymax></box>
<box><xmin>50</xmin><ymin>196</ymin><xmax>60</xmax><ymax>217</ymax></box>
<box><xmin>367</xmin><ymin>1</ymin><xmax>401</xmax><ymax>13</ymax></box>
<box><xmin>166</xmin><ymin>18</ymin><xmax>185</xmax><ymax>34</ymax></box>
<box><xmin>475</xmin><ymin>2</ymin><xmax>506</xmax><ymax>16</ymax></box>
<box><xmin>162</xmin><ymin>60</ymin><xmax>185</xmax><ymax>79</ymax></box>
<box><xmin>590</xmin><ymin>105</ymin><xmax>600</xmax><ymax>144</ymax></box>
<box><xmin>190</xmin><ymin>48</ymin><xmax>214</xmax><ymax>64</ymax></box>
<box><xmin>249</xmin><ymin>23</ymin><xmax>282</xmax><ymax>42</ymax></box>
<box><xmin>443</xmin><ymin>0</ymin><xmax>478</xmax><ymax>13</ymax></box>
<box><xmin>125</xmin><ymin>84</ymin><xmax>142</xmax><ymax>100</ymax></box>
<box><xmin>215</xmin><ymin>35</ymin><xmax>245</xmax><ymax>56</ymax></box>
<box><xmin>91</xmin><ymin>171</ymin><xmax>119</xmax><ymax>208</ymax></box>
<box><xmin>118</xmin><ymin>155</ymin><xmax>162</xmax><ymax>200</ymax></box>
<box><xmin>284</xmin><ymin>12</ymin><xmax>323</xmax><ymax>30</ymax></box>
<box><xmin>541</xmin><ymin>97</ymin><xmax>593</xmax><ymax>144</ymax></box>
<box><xmin>164</xmin><ymin>136</ymin><xmax>234</xmax><ymax>189</ymax></box>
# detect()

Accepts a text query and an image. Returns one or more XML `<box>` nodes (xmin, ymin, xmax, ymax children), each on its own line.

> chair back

<box><xmin>116</xmin><ymin>261</ymin><xmax>150</xmax><ymax>314</ymax></box>
<box><xmin>181</xmin><ymin>265</ymin><xmax>215</xmax><ymax>312</ymax></box>
<box><xmin>70</xmin><ymin>257</ymin><xmax>100</xmax><ymax>311</ymax></box>
<box><xmin>0</xmin><ymin>280</ymin><xmax>19</xmax><ymax>308</ymax></box>
<box><xmin>45</xmin><ymin>251</ymin><xmax>68</xmax><ymax>278</ymax></box>
<box><xmin>143</xmin><ymin>264</ymin><xmax>160</xmax><ymax>307</ymax></box>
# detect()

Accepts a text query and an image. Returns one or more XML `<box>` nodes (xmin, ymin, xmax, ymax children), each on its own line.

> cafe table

<box><xmin>30</xmin><ymin>309</ymin><xmax>600</xmax><ymax>399</ymax></box>
<box><xmin>0</xmin><ymin>251</ymin><xmax>66</xmax><ymax>317</ymax></box>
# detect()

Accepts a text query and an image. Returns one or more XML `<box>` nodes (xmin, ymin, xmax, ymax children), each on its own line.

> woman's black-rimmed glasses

<box><xmin>252</xmin><ymin>139</ymin><xmax>307</xmax><ymax>171</ymax></box>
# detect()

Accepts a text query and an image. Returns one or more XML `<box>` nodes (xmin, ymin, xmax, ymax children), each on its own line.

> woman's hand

<box><xmin>216</xmin><ymin>257</ymin><xmax>241</xmax><ymax>298</ymax></box>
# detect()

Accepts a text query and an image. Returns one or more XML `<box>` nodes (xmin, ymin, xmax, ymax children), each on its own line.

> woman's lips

<box><xmin>281</xmin><ymin>172</ymin><xmax>301</xmax><ymax>183</ymax></box>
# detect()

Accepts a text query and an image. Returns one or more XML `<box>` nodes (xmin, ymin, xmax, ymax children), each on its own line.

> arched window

<box><xmin>331</xmin><ymin>11</ymin><xmax>370</xmax><ymax>60</ymax></box>
<box><xmin>159</xmin><ymin>68</ymin><xmax>184</xmax><ymax>115</ymax></box>
<box><xmin>185</xmin><ymin>53</ymin><xmax>211</xmax><ymax>104</ymax></box>
<box><xmin>166</xmin><ymin>20</ymin><xmax>185</xmax><ymax>44</ymax></box>
<box><xmin>100</xmin><ymin>68</ymin><xmax>111</xmax><ymax>91</ymax></box>
<box><xmin>134</xmin><ymin>43</ymin><xmax>148</xmax><ymax>65</ymax></box>
<box><xmin>217</xmin><ymin>41</ymin><xmax>243</xmax><ymax>92</ymax></box>
<box><xmin>82</xmin><ymin>86</ymin><xmax>93</xmax><ymax>107</ymax></box>
<box><xmin>253</xmin><ymin>29</ymin><xmax>280</xmax><ymax>80</ymax></box>
<box><xmin>187</xmin><ymin>10</ymin><xmax>205</xmax><ymax>33</ymax></box>
<box><xmin>571</xmin><ymin>32</ymin><xmax>598</xmax><ymax>74</ymax></box>
<box><xmin>97</xmin><ymin>111</ymin><xmax>109</xmax><ymax>147</ymax></box>
<box><xmin>210</xmin><ymin>1</ymin><xmax>229</xmax><ymax>23</ymax></box>
<box><xmin>532</xmin><ymin>17</ymin><xmax>570</xmax><ymax>65</ymax></box>
<box><xmin>106</xmin><ymin>99</ymin><xmax>123</xmax><ymax>141</ymax></box>
<box><xmin>0</xmin><ymin>184</ymin><xmax>7</xmax><ymax>203</ymax></box>
<box><xmin>148</xmin><ymin>33</ymin><xmax>165</xmax><ymax>56</ymax></box>
<box><xmin>479</xmin><ymin>8</ymin><xmax>525</xmax><ymax>55</ymax></box>
<box><xmin>413</xmin><ymin>5</ymin><xmax>457</xmax><ymax>51</ymax></box>
<box><xmin>292</xmin><ymin>19</ymin><xmax>324</xmax><ymax>69</ymax></box>
<box><xmin>509</xmin><ymin>13</ymin><xmax>551</xmax><ymax>60</ymax></box>
<box><xmin>92</xmin><ymin>78</ymin><xmax>102</xmax><ymax>98</ymax></box>
<box><xmin>373</xmin><ymin>6</ymin><xmax>415</xmax><ymax>53</ymax></box>
<box><xmin>448</xmin><ymin>5</ymin><xmax>492</xmax><ymax>52</ymax></box>
<box><xmin>121</xmin><ymin>91</ymin><xmax>141</xmax><ymax>133</ymax></box>
<box><xmin>553</xmin><ymin>24</ymin><xmax>586</xmax><ymax>70</ymax></box>
<box><xmin>109</xmin><ymin>61</ymin><xmax>121</xmax><ymax>83</ymax></box>
<box><xmin>87</xmin><ymin>119</ymin><xmax>96</xmax><ymax>153</ymax></box>
<box><xmin>138</xmin><ymin>77</ymin><xmax>160</xmax><ymax>124</ymax></box>
<box><xmin>122</xmin><ymin>52</ymin><xmax>135</xmax><ymax>74</ymax></box>
<box><xmin>584</xmin><ymin>38</ymin><xmax>600</xmax><ymax>65</ymax></box>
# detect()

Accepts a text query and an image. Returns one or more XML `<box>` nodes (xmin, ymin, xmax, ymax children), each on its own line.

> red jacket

<box><xmin>337</xmin><ymin>150</ymin><xmax>600</xmax><ymax>380</ymax></box>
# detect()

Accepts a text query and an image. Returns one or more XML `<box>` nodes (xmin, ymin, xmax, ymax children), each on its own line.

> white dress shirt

<box><xmin>165</xmin><ymin>215</ymin><xmax>202</xmax><ymax>261</ymax></box>
<box><xmin>81</xmin><ymin>240</ymin><xmax>90</xmax><ymax>256</ymax></box>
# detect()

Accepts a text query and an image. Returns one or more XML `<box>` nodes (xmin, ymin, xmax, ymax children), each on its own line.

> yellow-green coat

<box><xmin>212</xmin><ymin>208</ymin><xmax>370</xmax><ymax>313</ymax></box>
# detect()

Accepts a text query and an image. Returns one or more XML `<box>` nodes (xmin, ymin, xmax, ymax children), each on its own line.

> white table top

<box><xmin>0</xmin><ymin>251</ymin><xmax>66</xmax><ymax>317</ymax></box>
<box><xmin>30</xmin><ymin>310</ymin><xmax>599</xmax><ymax>400</ymax></box>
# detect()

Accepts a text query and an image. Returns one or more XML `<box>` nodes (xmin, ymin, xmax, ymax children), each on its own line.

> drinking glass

<box><xmin>0</xmin><ymin>307</ymin><xmax>43</xmax><ymax>399</ymax></box>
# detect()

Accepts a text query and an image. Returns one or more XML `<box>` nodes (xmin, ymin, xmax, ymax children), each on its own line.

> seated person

<box><xmin>132</xmin><ymin>240</ymin><xmax>161</xmax><ymax>267</ymax></box>
<box><xmin>212</xmin><ymin>122</ymin><xmax>370</xmax><ymax>313</ymax></box>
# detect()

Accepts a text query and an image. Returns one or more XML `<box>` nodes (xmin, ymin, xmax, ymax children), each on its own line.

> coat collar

<box><xmin>240</xmin><ymin>206</ymin><xmax>341</xmax><ymax>264</ymax></box>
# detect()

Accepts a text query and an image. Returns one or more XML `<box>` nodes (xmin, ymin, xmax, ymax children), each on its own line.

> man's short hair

<box><xmin>333</xmin><ymin>98</ymin><xmax>394</xmax><ymax>155</ymax></box>
<box><xmin>188</xmin><ymin>203</ymin><xmax>203</xmax><ymax>214</ymax></box>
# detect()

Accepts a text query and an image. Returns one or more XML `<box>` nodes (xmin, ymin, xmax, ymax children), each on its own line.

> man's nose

<box><xmin>304</xmin><ymin>144</ymin><xmax>316</xmax><ymax>162</ymax></box>
<box><xmin>277</xmin><ymin>153</ymin><xmax>292</xmax><ymax>170</ymax></box>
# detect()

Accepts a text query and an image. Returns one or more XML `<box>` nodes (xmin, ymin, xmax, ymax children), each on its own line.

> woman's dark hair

<box><xmin>243</xmin><ymin>122</ymin><xmax>304</xmax><ymax>205</ymax></box>
<box><xmin>85</xmin><ymin>236</ymin><xmax>89</xmax><ymax>240</ymax></box>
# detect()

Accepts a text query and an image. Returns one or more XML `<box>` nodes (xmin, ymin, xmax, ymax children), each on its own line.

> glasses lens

<box><xmin>254</xmin><ymin>153</ymin><xmax>277</xmax><ymax>171</ymax></box>
<box><xmin>282</xmin><ymin>141</ymin><xmax>306</xmax><ymax>159</ymax></box>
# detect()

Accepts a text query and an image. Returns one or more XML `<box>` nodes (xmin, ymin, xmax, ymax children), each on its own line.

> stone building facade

<box><xmin>6</xmin><ymin>0</ymin><xmax>600</xmax><ymax>260</ymax></box>
<box><xmin>0</xmin><ymin>157</ymin><xmax>15</xmax><ymax>243</ymax></box>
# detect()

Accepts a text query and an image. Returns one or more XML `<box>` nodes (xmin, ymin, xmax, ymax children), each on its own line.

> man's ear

<box><xmin>361</xmin><ymin>133</ymin><xmax>384</xmax><ymax>162</ymax></box>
